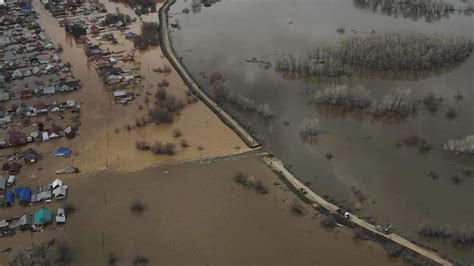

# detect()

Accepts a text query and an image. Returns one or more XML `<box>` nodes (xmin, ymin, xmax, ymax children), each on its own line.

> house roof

<box><xmin>15</xmin><ymin>187</ymin><xmax>31</xmax><ymax>202</ymax></box>
<box><xmin>16</xmin><ymin>214</ymin><xmax>31</xmax><ymax>227</ymax></box>
<box><xmin>55</xmin><ymin>147</ymin><xmax>71</xmax><ymax>156</ymax></box>
<box><xmin>53</xmin><ymin>186</ymin><xmax>67</xmax><ymax>197</ymax></box>
<box><xmin>34</xmin><ymin>208</ymin><xmax>53</xmax><ymax>225</ymax></box>
<box><xmin>52</xmin><ymin>178</ymin><xmax>63</xmax><ymax>188</ymax></box>
<box><xmin>23</xmin><ymin>148</ymin><xmax>39</xmax><ymax>161</ymax></box>
<box><xmin>4</xmin><ymin>191</ymin><xmax>14</xmax><ymax>204</ymax></box>
<box><xmin>0</xmin><ymin>176</ymin><xmax>6</xmax><ymax>190</ymax></box>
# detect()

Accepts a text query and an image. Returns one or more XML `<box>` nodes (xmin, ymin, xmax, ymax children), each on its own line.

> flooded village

<box><xmin>0</xmin><ymin>0</ymin><xmax>471</xmax><ymax>265</ymax></box>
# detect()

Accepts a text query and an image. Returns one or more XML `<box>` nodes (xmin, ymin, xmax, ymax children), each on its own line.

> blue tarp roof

<box><xmin>4</xmin><ymin>191</ymin><xmax>14</xmax><ymax>205</ymax></box>
<box><xmin>55</xmin><ymin>147</ymin><xmax>71</xmax><ymax>157</ymax></box>
<box><xmin>15</xmin><ymin>187</ymin><xmax>31</xmax><ymax>202</ymax></box>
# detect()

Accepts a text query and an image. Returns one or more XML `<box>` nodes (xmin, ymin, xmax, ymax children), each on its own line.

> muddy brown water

<box><xmin>169</xmin><ymin>0</ymin><xmax>474</xmax><ymax>262</ymax></box>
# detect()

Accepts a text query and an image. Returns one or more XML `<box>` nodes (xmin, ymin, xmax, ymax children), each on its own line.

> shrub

<box><xmin>450</xmin><ymin>228</ymin><xmax>474</xmax><ymax>245</ymax></box>
<box><xmin>172</xmin><ymin>129</ymin><xmax>182</xmax><ymax>137</ymax></box>
<box><xmin>130</xmin><ymin>200</ymin><xmax>145</xmax><ymax>213</ymax></box>
<box><xmin>320</xmin><ymin>216</ymin><xmax>337</xmax><ymax>228</ymax></box>
<box><xmin>417</xmin><ymin>222</ymin><xmax>451</xmax><ymax>239</ymax></box>
<box><xmin>149</xmin><ymin>107</ymin><xmax>173</xmax><ymax>124</ymax></box>
<box><xmin>180</xmin><ymin>139</ymin><xmax>189</xmax><ymax>148</ymax></box>
<box><xmin>62</xmin><ymin>203</ymin><xmax>77</xmax><ymax>215</ymax></box>
<box><xmin>353</xmin><ymin>227</ymin><xmax>370</xmax><ymax>240</ymax></box>
<box><xmin>155</xmin><ymin>87</ymin><xmax>167</xmax><ymax>101</ymax></box>
<box><xmin>158</xmin><ymin>79</ymin><xmax>169</xmax><ymax>87</ymax></box>
<box><xmin>300</xmin><ymin>118</ymin><xmax>320</xmax><ymax>138</ymax></box>
<box><xmin>290</xmin><ymin>200</ymin><xmax>306</xmax><ymax>217</ymax></box>
<box><xmin>443</xmin><ymin>135</ymin><xmax>474</xmax><ymax>155</ymax></box>
<box><xmin>56</xmin><ymin>241</ymin><xmax>72</xmax><ymax>265</ymax></box>
<box><xmin>232</xmin><ymin>172</ymin><xmax>269</xmax><ymax>194</ymax></box>
<box><xmin>445</xmin><ymin>107</ymin><xmax>459</xmax><ymax>120</ymax></box>
<box><xmin>134</xmin><ymin>255</ymin><xmax>149</xmax><ymax>265</ymax></box>
<box><xmin>372</xmin><ymin>88</ymin><xmax>416</xmax><ymax>116</ymax></box>
<box><xmin>313</xmin><ymin>84</ymin><xmax>371</xmax><ymax>109</ymax></box>
<box><xmin>103</xmin><ymin>13</ymin><xmax>131</xmax><ymax>26</ymax></box>
<box><xmin>135</xmin><ymin>141</ymin><xmax>151</xmax><ymax>151</ymax></box>
<box><xmin>151</xmin><ymin>142</ymin><xmax>176</xmax><ymax>155</ymax></box>
<box><xmin>108</xmin><ymin>253</ymin><xmax>118</xmax><ymax>266</ymax></box>
<box><xmin>384</xmin><ymin>242</ymin><xmax>403</xmax><ymax>257</ymax></box>
<box><xmin>133</xmin><ymin>22</ymin><xmax>159</xmax><ymax>50</ymax></box>
<box><xmin>423</xmin><ymin>91</ymin><xmax>443</xmax><ymax>112</ymax></box>
<box><xmin>399</xmin><ymin>135</ymin><xmax>432</xmax><ymax>152</ymax></box>
<box><xmin>276</xmin><ymin>32</ymin><xmax>474</xmax><ymax>76</ymax></box>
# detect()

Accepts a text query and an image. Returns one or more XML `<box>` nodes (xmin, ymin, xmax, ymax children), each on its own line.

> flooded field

<box><xmin>169</xmin><ymin>0</ymin><xmax>474</xmax><ymax>262</ymax></box>
<box><xmin>0</xmin><ymin>155</ymin><xmax>402</xmax><ymax>265</ymax></box>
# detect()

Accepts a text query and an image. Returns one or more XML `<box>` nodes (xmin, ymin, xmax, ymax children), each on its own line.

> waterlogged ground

<box><xmin>169</xmin><ymin>0</ymin><xmax>474</xmax><ymax>262</ymax></box>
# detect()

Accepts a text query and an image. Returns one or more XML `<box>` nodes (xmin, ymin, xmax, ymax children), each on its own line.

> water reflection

<box><xmin>353</xmin><ymin>0</ymin><xmax>474</xmax><ymax>22</ymax></box>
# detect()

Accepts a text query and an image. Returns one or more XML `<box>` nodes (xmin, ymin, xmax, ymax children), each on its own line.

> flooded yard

<box><xmin>169</xmin><ymin>0</ymin><xmax>474</xmax><ymax>262</ymax></box>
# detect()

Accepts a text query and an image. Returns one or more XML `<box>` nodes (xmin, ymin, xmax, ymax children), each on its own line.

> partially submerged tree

<box><xmin>313</xmin><ymin>84</ymin><xmax>371</xmax><ymax>110</ymax></box>
<box><xmin>443</xmin><ymin>135</ymin><xmax>474</xmax><ymax>155</ymax></box>
<box><xmin>372</xmin><ymin>88</ymin><xmax>416</xmax><ymax>117</ymax></box>
<box><xmin>299</xmin><ymin>118</ymin><xmax>321</xmax><ymax>139</ymax></box>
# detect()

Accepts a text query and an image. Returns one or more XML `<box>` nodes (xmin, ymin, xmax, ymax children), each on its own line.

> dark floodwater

<box><xmin>169</xmin><ymin>0</ymin><xmax>474</xmax><ymax>262</ymax></box>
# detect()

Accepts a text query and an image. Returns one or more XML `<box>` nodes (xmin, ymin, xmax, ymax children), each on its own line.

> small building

<box><xmin>15</xmin><ymin>214</ymin><xmax>32</xmax><ymax>230</ymax></box>
<box><xmin>52</xmin><ymin>178</ymin><xmax>63</xmax><ymax>189</ymax></box>
<box><xmin>0</xmin><ymin>176</ymin><xmax>7</xmax><ymax>191</ymax></box>
<box><xmin>54</xmin><ymin>147</ymin><xmax>71</xmax><ymax>157</ymax></box>
<box><xmin>8</xmin><ymin>131</ymin><xmax>27</xmax><ymax>146</ymax></box>
<box><xmin>4</xmin><ymin>191</ymin><xmax>14</xmax><ymax>206</ymax></box>
<box><xmin>8</xmin><ymin>162</ymin><xmax>22</xmax><ymax>175</ymax></box>
<box><xmin>7</xmin><ymin>175</ymin><xmax>16</xmax><ymax>186</ymax></box>
<box><xmin>53</xmin><ymin>186</ymin><xmax>67</xmax><ymax>199</ymax></box>
<box><xmin>33</xmin><ymin>208</ymin><xmax>53</xmax><ymax>225</ymax></box>
<box><xmin>32</xmin><ymin>191</ymin><xmax>52</xmax><ymax>203</ymax></box>
<box><xmin>15</xmin><ymin>187</ymin><xmax>31</xmax><ymax>204</ymax></box>
<box><xmin>23</xmin><ymin>148</ymin><xmax>40</xmax><ymax>163</ymax></box>
<box><xmin>56</xmin><ymin>208</ymin><xmax>66</xmax><ymax>223</ymax></box>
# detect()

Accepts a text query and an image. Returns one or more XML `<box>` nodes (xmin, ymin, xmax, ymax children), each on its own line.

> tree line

<box><xmin>275</xmin><ymin>32</ymin><xmax>474</xmax><ymax>77</ymax></box>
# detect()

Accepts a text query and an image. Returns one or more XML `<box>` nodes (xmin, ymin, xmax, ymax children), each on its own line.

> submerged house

<box><xmin>23</xmin><ymin>148</ymin><xmax>40</xmax><ymax>163</ymax></box>
<box><xmin>8</xmin><ymin>131</ymin><xmax>27</xmax><ymax>146</ymax></box>
<box><xmin>54</xmin><ymin>147</ymin><xmax>71</xmax><ymax>157</ymax></box>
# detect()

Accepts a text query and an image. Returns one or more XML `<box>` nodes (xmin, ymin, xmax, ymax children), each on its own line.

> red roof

<box><xmin>8</xmin><ymin>131</ymin><xmax>27</xmax><ymax>146</ymax></box>
<box><xmin>34</xmin><ymin>103</ymin><xmax>47</xmax><ymax>109</ymax></box>
<box><xmin>90</xmin><ymin>25</ymin><xmax>100</xmax><ymax>33</ymax></box>
<box><xmin>122</xmin><ymin>54</ymin><xmax>134</xmax><ymax>61</ymax></box>
<box><xmin>9</xmin><ymin>162</ymin><xmax>22</xmax><ymax>174</ymax></box>
<box><xmin>47</xmin><ymin>128</ymin><xmax>59</xmax><ymax>136</ymax></box>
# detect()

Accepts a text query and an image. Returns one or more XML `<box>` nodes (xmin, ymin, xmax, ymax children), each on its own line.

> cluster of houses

<box><xmin>1</xmin><ymin>177</ymin><xmax>68</xmax><ymax>213</ymax></box>
<box><xmin>0</xmin><ymin>206</ymin><xmax>67</xmax><ymax>236</ymax></box>
<box><xmin>0</xmin><ymin>99</ymin><xmax>80</xmax><ymax>147</ymax></box>
<box><xmin>41</xmin><ymin>0</ymin><xmax>140</xmax><ymax>105</ymax></box>
<box><xmin>43</xmin><ymin>0</ymin><xmax>106</xmax><ymax>19</ymax></box>
<box><xmin>0</xmin><ymin>79</ymin><xmax>81</xmax><ymax>103</ymax></box>
<box><xmin>0</xmin><ymin>3</ymin><xmax>81</xmax><ymax>98</ymax></box>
